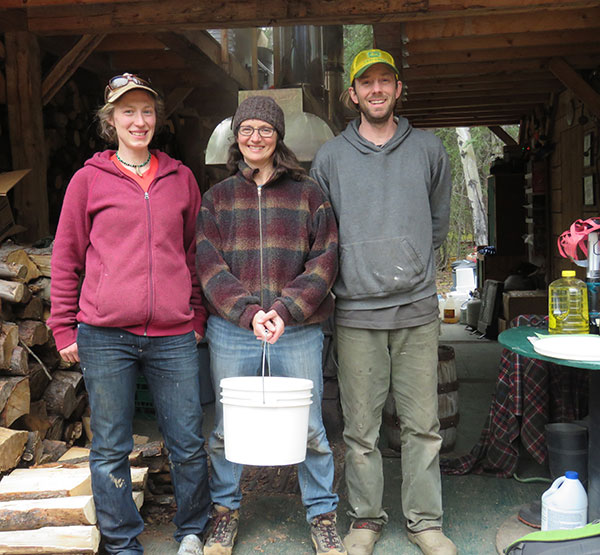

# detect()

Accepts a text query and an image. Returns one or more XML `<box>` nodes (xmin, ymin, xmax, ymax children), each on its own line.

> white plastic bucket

<box><xmin>220</xmin><ymin>376</ymin><xmax>313</xmax><ymax>466</ymax></box>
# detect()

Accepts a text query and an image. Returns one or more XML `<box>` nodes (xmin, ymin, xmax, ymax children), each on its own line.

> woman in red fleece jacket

<box><xmin>48</xmin><ymin>74</ymin><xmax>209</xmax><ymax>555</ymax></box>
<box><xmin>196</xmin><ymin>96</ymin><xmax>345</xmax><ymax>555</ymax></box>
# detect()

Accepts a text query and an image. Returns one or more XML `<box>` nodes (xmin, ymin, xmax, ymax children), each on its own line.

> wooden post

<box><xmin>4</xmin><ymin>32</ymin><xmax>50</xmax><ymax>243</ymax></box>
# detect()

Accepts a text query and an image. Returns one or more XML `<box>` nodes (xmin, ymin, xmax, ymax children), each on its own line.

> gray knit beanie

<box><xmin>232</xmin><ymin>96</ymin><xmax>285</xmax><ymax>139</ymax></box>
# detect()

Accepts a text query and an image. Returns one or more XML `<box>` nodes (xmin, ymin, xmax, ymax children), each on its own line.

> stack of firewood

<box><xmin>0</xmin><ymin>449</ymin><xmax>149</xmax><ymax>554</ymax></box>
<box><xmin>0</xmin><ymin>239</ymin><xmax>89</xmax><ymax>473</ymax></box>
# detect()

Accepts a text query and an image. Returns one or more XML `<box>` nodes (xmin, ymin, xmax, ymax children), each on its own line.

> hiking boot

<box><xmin>203</xmin><ymin>505</ymin><xmax>239</xmax><ymax>555</ymax></box>
<box><xmin>177</xmin><ymin>534</ymin><xmax>203</xmax><ymax>555</ymax></box>
<box><xmin>343</xmin><ymin>520</ymin><xmax>383</xmax><ymax>555</ymax></box>
<box><xmin>407</xmin><ymin>528</ymin><xmax>457</xmax><ymax>555</ymax></box>
<box><xmin>310</xmin><ymin>511</ymin><xmax>347</xmax><ymax>554</ymax></box>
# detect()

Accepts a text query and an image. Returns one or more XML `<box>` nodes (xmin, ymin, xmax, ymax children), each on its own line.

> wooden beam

<box><xmin>401</xmin><ymin>42</ymin><xmax>600</xmax><ymax>68</ymax></box>
<box><xmin>0</xmin><ymin>9</ymin><xmax>27</xmax><ymax>32</ymax></box>
<box><xmin>164</xmin><ymin>87</ymin><xmax>194</xmax><ymax>118</ymax></box>
<box><xmin>399</xmin><ymin>7</ymin><xmax>600</xmax><ymax>41</ymax></box>
<box><xmin>401</xmin><ymin>55</ymin><xmax>598</xmax><ymax>79</ymax></box>
<box><xmin>23</xmin><ymin>1</ymin><xmax>600</xmax><ymax>35</ymax></box>
<box><xmin>488</xmin><ymin>126</ymin><xmax>518</xmax><ymax>145</ymax></box>
<box><xmin>42</xmin><ymin>34</ymin><xmax>106</xmax><ymax>105</ymax></box>
<box><xmin>95</xmin><ymin>33</ymin><xmax>167</xmax><ymax>51</ymax></box>
<box><xmin>5</xmin><ymin>32</ymin><xmax>50</xmax><ymax>242</ymax></box>
<box><xmin>396</xmin><ymin>28</ymin><xmax>600</xmax><ymax>55</ymax></box>
<box><xmin>401</xmin><ymin>93</ymin><xmax>549</xmax><ymax>110</ymax></box>
<box><xmin>549</xmin><ymin>56</ymin><xmax>600</xmax><ymax>118</ymax></box>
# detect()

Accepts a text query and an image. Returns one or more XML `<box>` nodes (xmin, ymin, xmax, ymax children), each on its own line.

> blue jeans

<box><xmin>77</xmin><ymin>324</ymin><xmax>211</xmax><ymax>554</ymax></box>
<box><xmin>206</xmin><ymin>316</ymin><xmax>338</xmax><ymax>522</ymax></box>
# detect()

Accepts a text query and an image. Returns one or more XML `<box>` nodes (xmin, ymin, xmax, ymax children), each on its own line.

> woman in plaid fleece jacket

<box><xmin>196</xmin><ymin>96</ymin><xmax>346</xmax><ymax>555</ymax></box>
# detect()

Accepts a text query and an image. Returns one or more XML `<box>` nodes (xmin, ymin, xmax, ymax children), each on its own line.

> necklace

<box><xmin>116</xmin><ymin>152</ymin><xmax>151</xmax><ymax>176</ymax></box>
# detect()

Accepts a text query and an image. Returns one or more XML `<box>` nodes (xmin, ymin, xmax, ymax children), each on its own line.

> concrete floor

<box><xmin>135</xmin><ymin>323</ymin><xmax>549</xmax><ymax>554</ymax></box>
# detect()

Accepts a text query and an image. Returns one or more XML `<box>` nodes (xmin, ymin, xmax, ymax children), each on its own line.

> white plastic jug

<box><xmin>541</xmin><ymin>470</ymin><xmax>588</xmax><ymax>531</ymax></box>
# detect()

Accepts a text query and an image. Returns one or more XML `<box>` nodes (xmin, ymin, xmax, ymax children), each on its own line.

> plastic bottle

<box><xmin>442</xmin><ymin>295</ymin><xmax>459</xmax><ymax>324</ymax></box>
<box><xmin>548</xmin><ymin>270</ymin><xmax>589</xmax><ymax>334</ymax></box>
<box><xmin>541</xmin><ymin>470</ymin><xmax>588</xmax><ymax>531</ymax></box>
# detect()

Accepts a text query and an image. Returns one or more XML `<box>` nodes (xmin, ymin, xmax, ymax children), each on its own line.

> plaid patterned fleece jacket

<box><xmin>195</xmin><ymin>163</ymin><xmax>338</xmax><ymax>330</ymax></box>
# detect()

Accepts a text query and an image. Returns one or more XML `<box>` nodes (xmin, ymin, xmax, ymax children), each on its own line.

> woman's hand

<box><xmin>59</xmin><ymin>342</ymin><xmax>80</xmax><ymax>363</ymax></box>
<box><xmin>252</xmin><ymin>309</ymin><xmax>285</xmax><ymax>344</ymax></box>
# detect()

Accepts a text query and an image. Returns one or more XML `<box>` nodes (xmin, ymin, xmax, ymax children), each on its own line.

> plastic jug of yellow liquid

<box><xmin>548</xmin><ymin>270</ymin><xmax>589</xmax><ymax>334</ymax></box>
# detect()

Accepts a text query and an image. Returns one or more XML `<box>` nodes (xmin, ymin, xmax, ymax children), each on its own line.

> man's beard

<box><xmin>358</xmin><ymin>97</ymin><xmax>396</xmax><ymax>125</ymax></box>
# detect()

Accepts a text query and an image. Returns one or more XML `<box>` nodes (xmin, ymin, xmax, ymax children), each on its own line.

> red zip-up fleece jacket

<box><xmin>49</xmin><ymin>150</ymin><xmax>207</xmax><ymax>352</ymax></box>
<box><xmin>195</xmin><ymin>162</ymin><xmax>338</xmax><ymax>331</ymax></box>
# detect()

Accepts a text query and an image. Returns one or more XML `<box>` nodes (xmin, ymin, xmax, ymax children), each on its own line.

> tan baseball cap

<box><xmin>104</xmin><ymin>73</ymin><xmax>158</xmax><ymax>103</ymax></box>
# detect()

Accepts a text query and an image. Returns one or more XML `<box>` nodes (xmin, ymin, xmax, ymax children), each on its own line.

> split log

<box><xmin>70</xmin><ymin>393</ymin><xmax>87</xmax><ymax>421</ymax></box>
<box><xmin>13</xmin><ymin>297</ymin><xmax>44</xmax><ymax>321</ymax></box>
<box><xmin>45</xmin><ymin>415</ymin><xmax>65</xmax><ymax>442</ymax></box>
<box><xmin>17</xmin><ymin>320</ymin><xmax>49</xmax><ymax>347</ymax></box>
<box><xmin>63</xmin><ymin>420</ymin><xmax>82</xmax><ymax>445</ymax></box>
<box><xmin>8</xmin><ymin>345</ymin><xmax>28</xmax><ymax>375</ymax></box>
<box><xmin>24</xmin><ymin>246</ymin><xmax>52</xmax><ymax>278</ymax></box>
<box><xmin>0</xmin><ymin>322</ymin><xmax>19</xmax><ymax>370</ymax></box>
<box><xmin>40</xmin><ymin>438</ymin><xmax>69</xmax><ymax>464</ymax></box>
<box><xmin>52</xmin><ymin>370</ymin><xmax>84</xmax><ymax>394</ymax></box>
<box><xmin>43</xmin><ymin>378</ymin><xmax>76</xmax><ymax>418</ymax></box>
<box><xmin>0</xmin><ymin>427</ymin><xmax>28</xmax><ymax>472</ymax></box>
<box><xmin>0</xmin><ymin>244</ymin><xmax>41</xmax><ymax>282</ymax></box>
<box><xmin>0</xmin><ymin>301</ymin><xmax>14</xmax><ymax>322</ymax></box>
<box><xmin>14</xmin><ymin>400</ymin><xmax>51</xmax><ymax>438</ymax></box>
<box><xmin>133</xmin><ymin>490</ymin><xmax>144</xmax><ymax>510</ymax></box>
<box><xmin>0</xmin><ymin>524</ymin><xmax>100</xmax><ymax>553</ymax></box>
<box><xmin>58</xmin><ymin>446</ymin><xmax>90</xmax><ymax>462</ymax></box>
<box><xmin>0</xmin><ymin>261</ymin><xmax>27</xmax><ymax>281</ymax></box>
<box><xmin>19</xmin><ymin>431</ymin><xmax>43</xmax><ymax>467</ymax></box>
<box><xmin>131</xmin><ymin>466</ymin><xmax>149</xmax><ymax>491</ymax></box>
<box><xmin>28</xmin><ymin>277</ymin><xmax>51</xmax><ymax>304</ymax></box>
<box><xmin>0</xmin><ymin>466</ymin><xmax>92</xmax><ymax>501</ymax></box>
<box><xmin>0</xmin><ymin>495</ymin><xmax>96</xmax><ymax>531</ymax></box>
<box><xmin>0</xmin><ymin>377</ymin><xmax>30</xmax><ymax>427</ymax></box>
<box><xmin>28</xmin><ymin>363</ymin><xmax>51</xmax><ymax>402</ymax></box>
<box><xmin>0</xmin><ymin>279</ymin><xmax>30</xmax><ymax>303</ymax></box>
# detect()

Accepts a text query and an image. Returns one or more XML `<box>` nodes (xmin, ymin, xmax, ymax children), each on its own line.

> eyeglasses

<box><xmin>238</xmin><ymin>125</ymin><xmax>276</xmax><ymax>138</ymax></box>
<box><xmin>104</xmin><ymin>73</ymin><xmax>153</xmax><ymax>102</ymax></box>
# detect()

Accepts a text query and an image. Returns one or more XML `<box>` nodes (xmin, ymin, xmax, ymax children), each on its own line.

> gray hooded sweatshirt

<box><xmin>310</xmin><ymin>116</ymin><xmax>451</xmax><ymax>312</ymax></box>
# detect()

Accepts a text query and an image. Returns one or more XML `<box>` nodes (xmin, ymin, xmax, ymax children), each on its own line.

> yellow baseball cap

<box><xmin>349</xmin><ymin>49</ymin><xmax>399</xmax><ymax>84</ymax></box>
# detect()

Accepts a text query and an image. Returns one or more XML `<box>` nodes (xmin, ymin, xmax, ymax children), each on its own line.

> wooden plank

<box><xmin>4</xmin><ymin>32</ymin><xmax>49</xmax><ymax>243</ymax></box>
<box><xmin>165</xmin><ymin>87</ymin><xmax>194</xmax><ymax>119</ymax></box>
<box><xmin>0</xmin><ymin>495</ymin><xmax>96</xmax><ymax>530</ymax></box>
<box><xmin>398</xmin><ymin>28</ymin><xmax>600</xmax><ymax>54</ymax></box>
<box><xmin>549</xmin><ymin>57</ymin><xmax>600</xmax><ymax>118</ymax></box>
<box><xmin>0</xmin><ymin>467</ymin><xmax>92</xmax><ymax>501</ymax></box>
<box><xmin>402</xmin><ymin>42</ymin><xmax>600</xmax><ymax>68</ymax></box>
<box><xmin>400</xmin><ymin>54</ymin><xmax>599</xmax><ymax>79</ymax></box>
<box><xmin>23</xmin><ymin>1</ymin><xmax>600</xmax><ymax>34</ymax></box>
<box><xmin>42</xmin><ymin>34</ymin><xmax>106</xmax><ymax>105</ymax></box>
<box><xmin>0</xmin><ymin>525</ymin><xmax>100</xmax><ymax>553</ymax></box>
<box><xmin>400</xmin><ymin>7</ymin><xmax>600</xmax><ymax>41</ymax></box>
<box><xmin>488</xmin><ymin>126</ymin><xmax>518</xmax><ymax>146</ymax></box>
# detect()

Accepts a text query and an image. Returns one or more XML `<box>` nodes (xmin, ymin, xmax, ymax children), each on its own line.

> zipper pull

<box><xmin>145</xmin><ymin>192</ymin><xmax>149</xmax><ymax>200</ymax></box>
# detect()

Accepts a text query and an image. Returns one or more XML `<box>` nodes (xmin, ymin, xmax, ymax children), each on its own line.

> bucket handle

<box><xmin>261</xmin><ymin>337</ymin><xmax>271</xmax><ymax>404</ymax></box>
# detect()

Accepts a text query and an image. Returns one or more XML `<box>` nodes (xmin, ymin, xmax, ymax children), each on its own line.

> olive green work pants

<box><xmin>336</xmin><ymin>319</ymin><xmax>444</xmax><ymax>532</ymax></box>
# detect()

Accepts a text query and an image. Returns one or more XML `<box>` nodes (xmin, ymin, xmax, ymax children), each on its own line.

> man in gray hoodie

<box><xmin>311</xmin><ymin>49</ymin><xmax>456</xmax><ymax>555</ymax></box>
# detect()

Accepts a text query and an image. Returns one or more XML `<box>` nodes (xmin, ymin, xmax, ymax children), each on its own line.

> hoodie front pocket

<box><xmin>338</xmin><ymin>236</ymin><xmax>425</xmax><ymax>299</ymax></box>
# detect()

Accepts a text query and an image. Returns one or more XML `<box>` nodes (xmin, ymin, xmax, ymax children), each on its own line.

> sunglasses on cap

<box><xmin>104</xmin><ymin>73</ymin><xmax>155</xmax><ymax>102</ymax></box>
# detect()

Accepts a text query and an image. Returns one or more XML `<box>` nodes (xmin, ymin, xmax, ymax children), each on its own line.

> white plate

<box><xmin>533</xmin><ymin>335</ymin><xmax>600</xmax><ymax>361</ymax></box>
